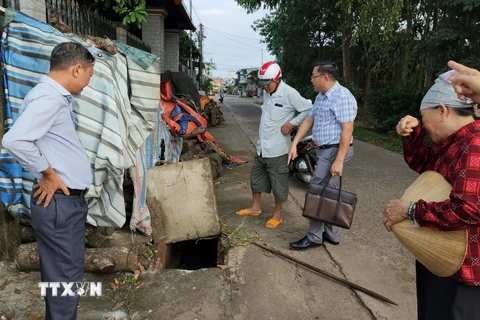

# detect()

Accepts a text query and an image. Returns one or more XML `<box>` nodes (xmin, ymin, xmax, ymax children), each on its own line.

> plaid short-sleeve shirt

<box><xmin>309</xmin><ymin>82</ymin><xmax>357</xmax><ymax>146</ymax></box>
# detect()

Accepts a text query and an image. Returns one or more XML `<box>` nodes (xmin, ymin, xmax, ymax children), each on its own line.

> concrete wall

<box><xmin>116</xmin><ymin>26</ymin><xmax>128</xmax><ymax>44</ymax></box>
<box><xmin>18</xmin><ymin>0</ymin><xmax>45</xmax><ymax>23</ymax></box>
<box><xmin>142</xmin><ymin>8</ymin><xmax>166</xmax><ymax>72</ymax></box>
<box><xmin>164</xmin><ymin>31</ymin><xmax>179</xmax><ymax>72</ymax></box>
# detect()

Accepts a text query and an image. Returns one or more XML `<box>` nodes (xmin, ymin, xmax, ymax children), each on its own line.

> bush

<box><xmin>204</xmin><ymin>77</ymin><xmax>214</xmax><ymax>96</ymax></box>
<box><xmin>368</xmin><ymin>81</ymin><xmax>426</xmax><ymax>133</ymax></box>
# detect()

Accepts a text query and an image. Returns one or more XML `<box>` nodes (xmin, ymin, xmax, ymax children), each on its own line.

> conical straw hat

<box><xmin>391</xmin><ymin>171</ymin><xmax>468</xmax><ymax>277</ymax></box>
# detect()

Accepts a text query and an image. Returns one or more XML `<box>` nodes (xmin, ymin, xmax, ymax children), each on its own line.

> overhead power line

<box><xmin>204</xmin><ymin>42</ymin><xmax>261</xmax><ymax>52</ymax></box>
<box><xmin>193</xmin><ymin>6</ymin><xmax>202</xmax><ymax>24</ymax></box>
<box><xmin>204</xmin><ymin>25</ymin><xmax>263</xmax><ymax>41</ymax></box>
<box><xmin>212</xmin><ymin>50</ymin><xmax>263</xmax><ymax>63</ymax></box>
<box><xmin>206</xmin><ymin>28</ymin><xmax>263</xmax><ymax>49</ymax></box>
<box><xmin>215</xmin><ymin>63</ymin><xmax>257</xmax><ymax>68</ymax></box>
<box><xmin>203</xmin><ymin>48</ymin><xmax>261</xmax><ymax>56</ymax></box>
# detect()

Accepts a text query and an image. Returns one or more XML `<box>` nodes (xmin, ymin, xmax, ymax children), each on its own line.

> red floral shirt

<box><xmin>403</xmin><ymin>120</ymin><xmax>480</xmax><ymax>286</ymax></box>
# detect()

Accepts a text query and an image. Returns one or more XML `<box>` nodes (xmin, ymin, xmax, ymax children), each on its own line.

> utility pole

<box><xmin>199</xmin><ymin>23</ymin><xmax>204</xmax><ymax>87</ymax></box>
<box><xmin>189</xmin><ymin>0</ymin><xmax>193</xmax><ymax>79</ymax></box>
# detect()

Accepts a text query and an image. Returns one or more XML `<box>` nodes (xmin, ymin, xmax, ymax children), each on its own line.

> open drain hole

<box><xmin>168</xmin><ymin>237</ymin><xmax>224</xmax><ymax>270</ymax></box>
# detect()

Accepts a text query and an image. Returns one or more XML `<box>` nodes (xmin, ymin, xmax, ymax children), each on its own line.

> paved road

<box><xmin>217</xmin><ymin>94</ymin><xmax>420</xmax><ymax>319</ymax></box>
<box><xmin>0</xmin><ymin>94</ymin><xmax>421</xmax><ymax>319</ymax></box>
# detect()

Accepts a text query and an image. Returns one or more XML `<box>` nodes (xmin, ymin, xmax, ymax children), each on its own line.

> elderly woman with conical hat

<box><xmin>383</xmin><ymin>66</ymin><xmax>480</xmax><ymax>319</ymax></box>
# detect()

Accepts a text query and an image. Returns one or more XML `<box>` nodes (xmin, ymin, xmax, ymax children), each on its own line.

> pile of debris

<box><xmin>200</xmin><ymin>96</ymin><xmax>225</xmax><ymax>127</ymax></box>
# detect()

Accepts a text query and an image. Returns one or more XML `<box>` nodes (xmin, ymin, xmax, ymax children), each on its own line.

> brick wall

<box><xmin>19</xmin><ymin>0</ymin><xmax>46</xmax><ymax>23</ymax></box>
<box><xmin>164</xmin><ymin>31</ymin><xmax>179</xmax><ymax>72</ymax></box>
<box><xmin>142</xmin><ymin>9</ymin><xmax>166</xmax><ymax>72</ymax></box>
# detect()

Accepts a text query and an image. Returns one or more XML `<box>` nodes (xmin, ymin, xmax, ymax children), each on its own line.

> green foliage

<box><xmin>203</xmin><ymin>60</ymin><xmax>217</xmax><ymax>95</ymax></box>
<box><xmin>368</xmin><ymin>80</ymin><xmax>426</xmax><ymax>133</ymax></box>
<box><xmin>124</xmin><ymin>274</ymin><xmax>137</xmax><ymax>285</ymax></box>
<box><xmin>204</xmin><ymin>61</ymin><xmax>217</xmax><ymax>77</ymax></box>
<box><xmin>225</xmin><ymin>85</ymin><xmax>234</xmax><ymax>94</ymax></box>
<box><xmin>234</xmin><ymin>0</ymin><xmax>279</xmax><ymax>13</ymax></box>
<box><xmin>204</xmin><ymin>78</ymin><xmax>214</xmax><ymax>96</ymax></box>
<box><xmin>78</xmin><ymin>0</ymin><xmax>147</xmax><ymax>29</ymax></box>
<box><xmin>219</xmin><ymin>219</ymin><xmax>259</xmax><ymax>248</ymax></box>
<box><xmin>235</xmin><ymin>0</ymin><xmax>480</xmax><ymax>133</ymax></box>
<box><xmin>354</xmin><ymin>127</ymin><xmax>404</xmax><ymax>153</ymax></box>
<box><xmin>113</xmin><ymin>0</ymin><xmax>147</xmax><ymax>29</ymax></box>
<box><xmin>179</xmin><ymin>31</ymin><xmax>200</xmax><ymax>65</ymax></box>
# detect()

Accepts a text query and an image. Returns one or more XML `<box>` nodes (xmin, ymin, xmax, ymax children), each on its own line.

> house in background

<box><xmin>236</xmin><ymin>68</ymin><xmax>259</xmax><ymax>97</ymax></box>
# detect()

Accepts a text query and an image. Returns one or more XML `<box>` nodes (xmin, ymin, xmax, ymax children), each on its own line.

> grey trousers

<box><xmin>307</xmin><ymin>146</ymin><xmax>354</xmax><ymax>244</ymax></box>
<box><xmin>30</xmin><ymin>192</ymin><xmax>88</xmax><ymax>320</ymax></box>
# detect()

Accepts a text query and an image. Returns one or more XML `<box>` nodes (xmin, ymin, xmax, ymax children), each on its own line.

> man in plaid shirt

<box><xmin>384</xmin><ymin>66</ymin><xmax>480</xmax><ymax>320</ymax></box>
<box><xmin>288</xmin><ymin>60</ymin><xmax>357</xmax><ymax>250</ymax></box>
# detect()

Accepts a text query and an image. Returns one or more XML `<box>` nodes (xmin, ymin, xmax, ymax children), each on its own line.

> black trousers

<box><xmin>416</xmin><ymin>261</ymin><xmax>480</xmax><ymax>320</ymax></box>
<box><xmin>31</xmin><ymin>192</ymin><xmax>88</xmax><ymax>320</ymax></box>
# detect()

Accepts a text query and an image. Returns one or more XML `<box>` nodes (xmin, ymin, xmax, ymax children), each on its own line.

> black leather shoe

<box><xmin>289</xmin><ymin>236</ymin><xmax>323</xmax><ymax>250</ymax></box>
<box><xmin>322</xmin><ymin>232</ymin><xmax>340</xmax><ymax>245</ymax></box>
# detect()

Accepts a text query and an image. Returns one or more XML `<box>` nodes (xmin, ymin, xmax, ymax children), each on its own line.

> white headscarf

<box><xmin>420</xmin><ymin>70</ymin><xmax>477</xmax><ymax>110</ymax></box>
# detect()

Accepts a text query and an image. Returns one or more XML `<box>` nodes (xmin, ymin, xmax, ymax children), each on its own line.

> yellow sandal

<box><xmin>265</xmin><ymin>218</ymin><xmax>283</xmax><ymax>229</ymax></box>
<box><xmin>235</xmin><ymin>208</ymin><xmax>262</xmax><ymax>217</ymax></box>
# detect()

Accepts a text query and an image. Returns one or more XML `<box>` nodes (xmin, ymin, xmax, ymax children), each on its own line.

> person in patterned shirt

<box><xmin>383</xmin><ymin>69</ymin><xmax>480</xmax><ymax>320</ymax></box>
<box><xmin>289</xmin><ymin>60</ymin><xmax>357</xmax><ymax>250</ymax></box>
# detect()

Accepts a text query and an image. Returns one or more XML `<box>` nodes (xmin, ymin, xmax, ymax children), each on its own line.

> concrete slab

<box><xmin>147</xmin><ymin>157</ymin><xmax>221</xmax><ymax>243</ymax></box>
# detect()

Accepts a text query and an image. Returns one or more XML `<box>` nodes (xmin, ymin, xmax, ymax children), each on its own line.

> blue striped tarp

<box><xmin>0</xmin><ymin>12</ymin><xmax>162</xmax><ymax>230</ymax></box>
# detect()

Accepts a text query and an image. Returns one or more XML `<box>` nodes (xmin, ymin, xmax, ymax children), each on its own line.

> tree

<box><xmin>78</xmin><ymin>0</ymin><xmax>148</xmax><ymax>29</ymax></box>
<box><xmin>203</xmin><ymin>60</ymin><xmax>217</xmax><ymax>96</ymax></box>
<box><xmin>179</xmin><ymin>31</ymin><xmax>200</xmax><ymax>66</ymax></box>
<box><xmin>235</xmin><ymin>0</ymin><xmax>480</xmax><ymax>131</ymax></box>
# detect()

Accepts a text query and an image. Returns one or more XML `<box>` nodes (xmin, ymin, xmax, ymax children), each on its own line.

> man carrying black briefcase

<box><xmin>288</xmin><ymin>60</ymin><xmax>357</xmax><ymax>250</ymax></box>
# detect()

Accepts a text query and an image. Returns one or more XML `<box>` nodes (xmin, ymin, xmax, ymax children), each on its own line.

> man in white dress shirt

<box><xmin>236</xmin><ymin>62</ymin><xmax>312</xmax><ymax>228</ymax></box>
<box><xmin>2</xmin><ymin>42</ymin><xmax>94</xmax><ymax>320</ymax></box>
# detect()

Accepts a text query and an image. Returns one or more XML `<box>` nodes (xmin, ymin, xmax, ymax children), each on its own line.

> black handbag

<box><xmin>302</xmin><ymin>175</ymin><xmax>357</xmax><ymax>229</ymax></box>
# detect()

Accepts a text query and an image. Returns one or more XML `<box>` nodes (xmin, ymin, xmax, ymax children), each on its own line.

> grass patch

<box><xmin>354</xmin><ymin>126</ymin><xmax>403</xmax><ymax>153</ymax></box>
<box><xmin>219</xmin><ymin>218</ymin><xmax>260</xmax><ymax>248</ymax></box>
<box><xmin>124</xmin><ymin>275</ymin><xmax>137</xmax><ymax>285</ymax></box>
<box><xmin>253</xmin><ymin>101</ymin><xmax>262</xmax><ymax>106</ymax></box>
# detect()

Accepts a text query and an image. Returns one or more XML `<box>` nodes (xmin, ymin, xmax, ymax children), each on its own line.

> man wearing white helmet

<box><xmin>236</xmin><ymin>61</ymin><xmax>312</xmax><ymax>229</ymax></box>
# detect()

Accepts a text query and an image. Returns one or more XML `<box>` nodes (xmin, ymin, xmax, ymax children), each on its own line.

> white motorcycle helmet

<box><xmin>257</xmin><ymin>61</ymin><xmax>282</xmax><ymax>87</ymax></box>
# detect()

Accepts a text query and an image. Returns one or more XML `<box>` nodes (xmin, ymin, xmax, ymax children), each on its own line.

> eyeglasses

<box><xmin>311</xmin><ymin>73</ymin><xmax>325</xmax><ymax>80</ymax></box>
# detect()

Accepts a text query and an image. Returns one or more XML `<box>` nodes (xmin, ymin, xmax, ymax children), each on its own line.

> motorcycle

<box><xmin>289</xmin><ymin>130</ymin><xmax>317</xmax><ymax>184</ymax></box>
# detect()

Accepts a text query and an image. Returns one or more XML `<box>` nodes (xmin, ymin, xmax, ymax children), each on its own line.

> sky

<box><xmin>189</xmin><ymin>0</ymin><xmax>276</xmax><ymax>78</ymax></box>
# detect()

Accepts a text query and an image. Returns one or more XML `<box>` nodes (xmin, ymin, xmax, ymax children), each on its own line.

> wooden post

<box><xmin>0</xmin><ymin>203</ymin><xmax>21</xmax><ymax>261</ymax></box>
<box><xmin>0</xmin><ymin>8</ymin><xmax>21</xmax><ymax>261</ymax></box>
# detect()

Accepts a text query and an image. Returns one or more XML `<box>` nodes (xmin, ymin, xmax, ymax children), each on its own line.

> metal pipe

<box><xmin>252</xmin><ymin>242</ymin><xmax>398</xmax><ymax>306</ymax></box>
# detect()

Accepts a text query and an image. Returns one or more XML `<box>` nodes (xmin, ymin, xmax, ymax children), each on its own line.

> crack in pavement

<box><xmin>323</xmin><ymin>247</ymin><xmax>378</xmax><ymax>320</ymax></box>
<box><xmin>293</xmin><ymin>264</ymin><xmax>316</xmax><ymax>319</ymax></box>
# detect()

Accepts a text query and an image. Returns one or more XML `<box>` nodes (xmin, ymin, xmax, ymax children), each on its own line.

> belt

<box><xmin>55</xmin><ymin>188</ymin><xmax>87</xmax><ymax>196</ymax></box>
<box><xmin>33</xmin><ymin>179</ymin><xmax>87</xmax><ymax>196</ymax></box>
<box><xmin>317</xmin><ymin>143</ymin><xmax>353</xmax><ymax>150</ymax></box>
